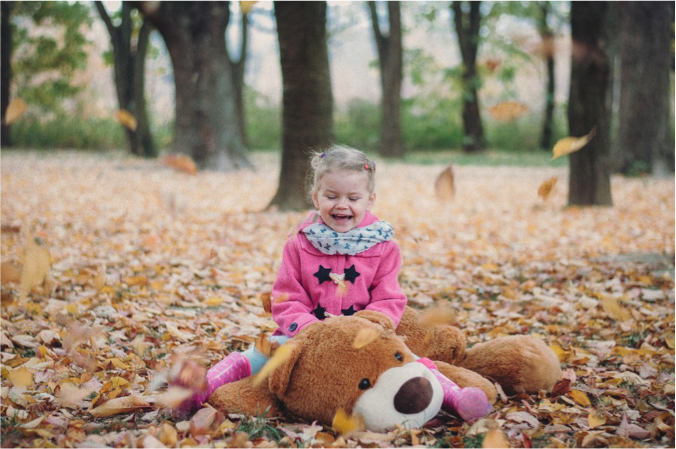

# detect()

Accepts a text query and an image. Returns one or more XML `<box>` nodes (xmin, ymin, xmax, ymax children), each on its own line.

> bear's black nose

<box><xmin>393</xmin><ymin>376</ymin><xmax>433</xmax><ymax>415</ymax></box>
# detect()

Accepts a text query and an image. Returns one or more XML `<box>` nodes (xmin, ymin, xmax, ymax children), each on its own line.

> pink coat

<box><xmin>271</xmin><ymin>212</ymin><xmax>407</xmax><ymax>337</ymax></box>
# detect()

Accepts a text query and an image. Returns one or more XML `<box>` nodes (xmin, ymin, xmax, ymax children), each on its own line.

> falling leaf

<box><xmin>551</xmin><ymin>127</ymin><xmax>596</xmax><ymax>161</ymax></box>
<box><xmin>19</xmin><ymin>237</ymin><xmax>51</xmax><ymax>302</ymax></box>
<box><xmin>8</xmin><ymin>367</ymin><xmax>34</xmax><ymax>388</ymax></box>
<box><xmin>332</xmin><ymin>408</ymin><xmax>365</xmax><ymax>437</ymax></box>
<box><xmin>240</xmin><ymin>1</ymin><xmax>258</xmax><ymax>15</ymax></box>
<box><xmin>89</xmin><ymin>395</ymin><xmax>151</xmax><ymax>417</ymax></box>
<box><xmin>569</xmin><ymin>389</ymin><xmax>591</xmax><ymax>407</ymax></box>
<box><xmin>158</xmin><ymin>422</ymin><xmax>178</xmax><ymax>446</ymax></box>
<box><xmin>418</xmin><ymin>305</ymin><xmax>455</xmax><ymax>328</ymax></box>
<box><xmin>155</xmin><ymin>387</ymin><xmax>194</xmax><ymax>409</ymax></box>
<box><xmin>1</xmin><ymin>260</ymin><xmax>22</xmax><ymax>284</ymax></box>
<box><xmin>482</xmin><ymin>428</ymin><xmax>509</xmax><ymax>448</ymax></box>
<box><xmin>353</xmin><ymin>327</ymin><xmax>380</xmax><ymax>349</ymax></box>
<box><xmin>537</xmin><ymin>177</ymin><xmax>558</xmax><ymax>202</ymax></box>
<box><xmin>114</xmin><ymin>109</ymin><xmax>137</xmax><ymax>131</ymax></box>
<box><xmin>588</xmin><ymin>411</ymin><xmax>606</xmax><ymax>429</ymax></box>
<box><xmin>4</xmin><ymin>97</ymin><xmax>27</xmax><ymax>125</ymax></box>
<box><xmin>489</xmin><ymin>101</ymin><xmax>528</xmax><ymax>122</ymax></box>
<box><xmin>161</xmin><ymin>154</ymin><xmax>198</xmax><ymax>175</ymax></box>
<box><xmin>329</xmin><ymin>272</ymin><xmax>348</xmax><ymax>296</ymax></box>
<box><xmin>190</xmin><ymin>406</ymin><xmax>225</xmax><ymax>436</ymax></box>
<box><xmin>434</xmin><ymin>165</ymin><xmax>455</xmax><ymax>201</ymax></box>
<box><xmin>253</xmin><ymin>341</ymin><xmax>296</xmax><ymax>387</ymax></box>
<box><xmin>600</xmin><ymin>296</ymin><xmax>632</xmax><ymax>322</ymax></box>
<box><xmin>255</xmin><ymin>333</ymin><xmax>273</xmax><ymax>358</ymax></box>
<box><xmin>55</xmin><ymin>383</ymin><xmax>94</xmax><ymax>409</ymax></box>
<box><xmin>92</xmin><ymin>265</ymin><xmax>106</xmax><ymax>292</ymax></box>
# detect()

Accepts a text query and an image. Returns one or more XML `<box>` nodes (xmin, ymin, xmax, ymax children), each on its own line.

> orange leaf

<box><xmin>19</xmin><ymin>238</ymin><xmax>51</xmax><ymax>302</ymax></box>
<box><xmin>332</xmin><ymin>408</ymin><xmax>365</xmax><ymax>437</ymax></box>
<box><xmin>253</xmin><ymin>341</ymin><xmax>296</xmax><ymax>386</ymax></box>
<box><xmin>537</xmin><ymin>176</ymin><xmax>558</xmax><ymax>201</ymax></box>
<box><xmin>569</xmin><ymin>389</ymin><xmax>591</xmax><ymax>407</ymax></box>
<box><xmin>482</xmin><ymin>428</ymin><xmax>510</xmax><ymax>448</ymax></box>
<box><xmin>4</xmin><ymin>97</ymin><xmax>27</xmax><ymax>125</ymax></box>
<box><xmin>434</xmin><ymin>165</ymin><xmax>455</xmax><ymax>201</ymax></box>
<box><xmin>114</xmin><ymin>109</ymin><xmax>137</xmax><ymax>131</ymax></box>
<box><xmin>588</xmin><ymin>411</ymin><xmax>606</xmax><ymax>429</ymax></box>
<box><xmin>418</xmin><ymin>305</ymin><xmax>455</xmax><ymax>328</ymax></box>
<box><xmin>161</xmin><ymin>154</ymin><xmax>198</xmax><ymax>175</ymax></box>
<box><xmin>255</xmin><ymin>333</ymin><xmax>273</xmax><ymax>358</ymax></box>
<box><xmin>551</xmin><ymin>127</ymin><xmax>596</xmax><ymax>161</ymax></box>
<box><xmin>489</xmin><ymin>101</ymin><xmax>528</xmax><ymax>122</ymax></box>
<box><xmin>190</xmin><ymin>406</ymin><xmax>225</xmax><ymax>436</ymax></box>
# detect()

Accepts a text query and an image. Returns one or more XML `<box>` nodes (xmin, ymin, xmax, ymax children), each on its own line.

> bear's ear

<box><xmin>353</xmin><ymin>310</ymin><xmax>395</xmax><ymax>332</ymax></box>
<box><xmin>267</xmin><ymin>340</ymin><xmax>303</xmax><ymax>397</ymax></box>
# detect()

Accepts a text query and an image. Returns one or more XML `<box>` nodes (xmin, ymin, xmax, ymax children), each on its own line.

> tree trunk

<box><xmin>567</xmin><ymin>1</ymin><xmax>613</xmax><ymax>206</ymax></box>
<box><xmin>615</xmin><ymin>1</ymin><xmax>673</xmax><ymax>176</ymax></box>
<box><xmin>1</xmin><ymin>1</ymin><xmax>12</xmax><ymax>147</ymax></box>
<box><xmin>231</xmin><ymin>7</ymin><xmax>249</xmax><ymax>148</ymax></box>
<box><xmin>138</xmin><ymin>1</ymin><xmax>252</xmax><ymax>171</ymax></box>
<box><xmin>268</xmin><ymin>1</ymin><xmax>334</xmax><ymax>211</ymax></box>
<box><xmin>368</xmin><ymin>1</ymin><xmax>404</xmax><ymax>159</ymax></box>
<box><xmin>96</xmin><ymin>1</ymin><xmax>156</xmax><ymax>157</ymax></box>
<box><xmin>451</xmin><ymin>1</ymin><xmax>485</xmax><ymax>152</ymax></box>
<box><xmin>538</xmin><ymin>1</ymin><xmax>556</xmax><ymax>151</ymax></box>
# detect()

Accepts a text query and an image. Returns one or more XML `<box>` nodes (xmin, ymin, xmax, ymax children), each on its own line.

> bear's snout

<box><xmin>393</xmin><ymin>376</ymin><xmax>433</xmax><ymax>414</ymax></box>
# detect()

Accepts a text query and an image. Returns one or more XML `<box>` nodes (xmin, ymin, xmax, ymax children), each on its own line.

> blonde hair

<box><xmin>308</xmin><ymin>145</ymin><xmax>376</xmax><ymax>199</ymax></box>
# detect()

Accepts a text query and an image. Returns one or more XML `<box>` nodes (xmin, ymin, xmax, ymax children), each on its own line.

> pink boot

<box><xmin>418</xmin><ymin>358</ymin><xmax>492</xmax><ymax>422</ymax></box>
<box><xmin>171</xmin><ymin>352</ymin><xmax>252</xmax><ymax>414</ymax></box>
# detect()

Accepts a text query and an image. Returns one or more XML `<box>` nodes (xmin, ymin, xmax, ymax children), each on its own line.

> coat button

<box><xmin>289</xmin><ymin>322</ymin><xmax>298</xmax><ymax>332</ymax></box>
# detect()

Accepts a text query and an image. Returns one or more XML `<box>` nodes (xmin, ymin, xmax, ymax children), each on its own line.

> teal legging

<box><xmin>241</xmin><ymin>335</ymin><xmax>290</xmax><ymax>374</ymax></box>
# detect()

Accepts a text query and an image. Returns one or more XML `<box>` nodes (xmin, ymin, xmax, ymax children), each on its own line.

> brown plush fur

<box><xmin>208</xmin><ymin>306</ymin><xmax>561</xmax><ymax>425</ymax></box>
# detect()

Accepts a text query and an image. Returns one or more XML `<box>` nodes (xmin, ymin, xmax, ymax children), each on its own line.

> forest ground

<box><xmin>1</xmin><ymin>150</ymin><xmax>674</xmax><ymax>448</ymax></box>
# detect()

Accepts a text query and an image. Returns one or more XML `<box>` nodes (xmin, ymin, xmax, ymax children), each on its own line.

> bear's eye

<box><xmin>358</xmin><ymin>378</ymin><xmax>371</xmax><ymax>390</ymax></box>
<box><xmin>394</xmin><ymin>352</ymin><xmax>403</xmax><ymax>362</ymax></box>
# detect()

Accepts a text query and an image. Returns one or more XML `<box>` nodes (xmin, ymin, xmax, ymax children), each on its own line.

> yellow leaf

<box><xmin>93</xmin><ymin>265</ymin><xmax>106</xmax><ymax>292</ymax></box>
<box><xmin>158</xmin><ymin>422</ymin><xmax>178</xmax><ymax>447</ymax></box>
<box><xmin>124</xmin><ymin>275</ymin><xmax>148</xmax><ymax>286</ymax></box>
<box><xmin>19</xmin><ymin>238</ymin><xmax>51</xmax><ymax>302</ymax></box>
<box><xmin>114</xmin><ymin>109</ymin><xmax>137</xmax><ymax>131</ymax></box>
<box><xmin>8</xmin><ymin>367</ymin><xmax>34</xmax><ymax>388</ymax></box>
<box><xmin>489</xmin><ymin>100</ymin><xmax>529</xmax><ymax>122</ymax></box>
<box><xmin>253</xmin><ymin>341</ymin><xmax>296</xmax><ymax>387</ymax></box>
<box><xmin>482</xmin><ymin>428</ymin><xmax>510</xmax><ymax>448</ymax></box>
<box><xmin>434</xmin><ymin>165</ymin><xmax>455</xmax><ymax>201</ymax></box>
<box><xmin>111</xmin><ymin>376</ymin><xmax>130</xmax><ymax>388</ymax></box>
<box><xmin>353</xmin><ymin>327</ymin><xmax>380</xmax><ymax>349</ymax></box>
<box><xmin>240</xmin><ymin>1</ymin><xmax>257</xmax><ymax>15</ymax></box>
<box><xmin>569</xmin><ymin>389</ymin><xmax>591</xmax><ymax>407</ymax></box>
<box><xmin>206</xmin><ymin>296</ymin><xmax>223</xmax><ymax>306</ymax></box>
<box><xmin>332</xmin><ymin>408</ymin><xmax>365</xmax><ymax>437</ymax></box>
<box><xmin>588</xmin><ymin>411</ymin><xmax>606</xmax><ymax>429</ymax></box>
<box><xmin>4</xmin><ymin>97</ymin><xmax>27</xmax><ymax>125</ymax></box>
<box><xmin>66</xmin><ymin>303</ymin><xmax>78</xmax><ymax>315</ymax></box>
<box><xmin>600</xmin><ymin>296</ymin><xmax>632</xmax><ymax>322</ymax></box>
<box><xmin>551</xmin><ymin>127</ymin><xmax>596</xmax><ymax>161</ymax></box>
<box><xmin>663</xmin><ymin>333</ymin><xmax>674</xmax><ymax>349</ymax></box>
<box><xmin>549</xmin><ymin>344</ymin><xmax>571</xmax><ymax>363</ymax></box>
<box><xmin>89</xmin><ymin>395</ymin><xmax>150</xmax><ymax>417</ymax></box>
<box><xmin>537</xmin><ymin>176</ymin><xmax>558</xmax><ymax>201</ymax></box>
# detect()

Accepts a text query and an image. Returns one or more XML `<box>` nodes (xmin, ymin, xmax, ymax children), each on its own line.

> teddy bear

<box><xmin>205</xmin><ymin>306</ymin><xmax>561</xmax><ymax>432</ymax></box>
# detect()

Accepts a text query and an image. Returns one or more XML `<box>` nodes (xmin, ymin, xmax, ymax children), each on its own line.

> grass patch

<box><xmin>403</xmin><ymin>149</ymin><xmax>568</xmax><ymax>167</ymax></box>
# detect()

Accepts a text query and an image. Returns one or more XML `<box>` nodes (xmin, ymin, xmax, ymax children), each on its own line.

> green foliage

<box><xmin>335</xmin><ymin>99</ymin><xmax>381</xmax><ymax>152</ymax></box>
<box><xmin>10</xmin><ymin>113</ymin><xmax>125</xmax><ymax>150</ymax></box>
<box><xmin>10</xmin><ymin>1</ymin><xmax>92</xmax><ymax>115</ymax></box>
<box><xmin>244</xmin><ymin>88</ymin><xmax>281</xmax><ymax>151</ymax></box>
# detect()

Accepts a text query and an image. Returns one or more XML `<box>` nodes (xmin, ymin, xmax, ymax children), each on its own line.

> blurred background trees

<box><xmin>1</xmin><ymin>1</ymin><xmax>673</xmax><ymax>209</ymax></box>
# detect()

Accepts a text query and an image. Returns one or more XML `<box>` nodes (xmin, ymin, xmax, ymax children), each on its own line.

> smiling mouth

<box><xmin>332</xmin><ymin>214</ymin><xmax>353</xmax><ymax>221</ymax></box>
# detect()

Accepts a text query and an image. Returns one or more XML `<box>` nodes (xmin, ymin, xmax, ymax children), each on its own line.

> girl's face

<box><xmin>312</xmin><ymin>169</ymin><xmax>375</xmax><ymax>233</ymax></box>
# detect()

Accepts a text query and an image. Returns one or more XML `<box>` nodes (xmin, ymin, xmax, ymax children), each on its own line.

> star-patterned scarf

<box><xmin>302</xmin><ymin>220</ymin><xmax>394</xmax><ymax>255</ymax></box>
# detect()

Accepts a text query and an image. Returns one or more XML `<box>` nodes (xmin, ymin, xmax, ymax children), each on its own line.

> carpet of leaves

<box><xmin>1</xmin><ymin>151</ymin><xmax>674</xmax><ymax>448</ymax></box>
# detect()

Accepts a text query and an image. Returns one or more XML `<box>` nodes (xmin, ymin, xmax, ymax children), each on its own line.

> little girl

<box><xmin>172</xmin><ymin>146</ymin><xmax>491</xmax><ymax>421</ymax></box>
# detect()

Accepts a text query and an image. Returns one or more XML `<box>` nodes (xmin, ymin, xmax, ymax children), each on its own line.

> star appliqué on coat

<box><xmin>341</xmin><ymin>305</ymin><xmax>356</xmax><ymax>316</ymax></box>
<box><xmin>343</xmin><ymin>265</ymin><xmax>361</xmax><ymax>283</ymax></box>
<box><xmin>313</xmin><ymin>303</ymin><xmax>327</xmax><ymax>320</ymax></box>
<box><xmin>313</xmin><ymin>265</ymin><xmax>332</xmax><ymax>284</ymax></box>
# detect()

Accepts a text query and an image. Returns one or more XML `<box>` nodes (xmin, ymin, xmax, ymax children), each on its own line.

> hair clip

<box><xmin>364</xmin><ymin>162</ymin><xmax>370</xmax><ymax>170</ymax></box>
<box><xmin>320</xmin><ymin>153</ymin><xmax>326</xmax><ymax>158</ymax></box>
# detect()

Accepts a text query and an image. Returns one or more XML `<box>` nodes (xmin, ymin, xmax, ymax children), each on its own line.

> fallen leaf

<box><xmin>161</xmin><ymin>154</ymin><xmax>198</xmax><ymax>175</ymax></box>
<box><xmin>114</xmin><ymin>109</ymin><xmax>137</xmax><ymax>131</ymax></box>
<box><xmin>165</xmin><ymin>322</ymin><xmax>194</xmax><ymax>342</ymax></box>
<box><xmin>600</xmin><ymin>296</ymin><xmax>632</xmax><ymax>322</ymax></box>
<box><xmin>434</xmin><ymin>165</ymin><xmax>455</xmax><ymax>201</ymax></box>
<box><xmin>418</xmin><ymin>305</ymin><xmax>455</xmax><ymax>328</ymax></box>
<box><xmin>1</xmin><ymin>260</ymin><xmax>22</xmax><ymax>284</ymax></box>
<box><xmin>4</xmin><ymin>97</ymin><xmax>27</xmax><ymax>125</ymax></box>
<box><xmin>190</xmin><ymin>406</ymin><xmax>224</xmax><ymax>436</ymax></box>
<box><xmin>588</xmin><ymin>411</ymin><xmax>606</xmax><ymax>429</ymax></box>
<box><xmin>569</xmin><ymin>389</ymin><xmax>591</xmax><ymax>407</ymax></box>
<box><xmin>332</xmin><ymin>408</ymin><xmax>365</xmax><ymax>437</ymax></box>
<box><xmin>155</xmin><ymin>387</ymin><xmax>194</xmax><ymax>409</ymax></box>
<box><xmin>55</xmin><ymin>383</ymin><xmax>94</xmax><ymax>409</ymax></box>
<box><xmin>8</xmin><ymin>367</ymin><xmax>34</xmax><ymax>388</ymax></box>
<box><xmin>489</xmin><ymin>100</ymin><xmax>528</xmax><ymax>122</ymax></box>
<box><xmin>89</xmin><ymin>396</ymin><xmax>151</xmax><ymax>417</ymax></box>
<box><xmin>353</xmin><ymin>327</ymin><xmax>380</xmax><ymax>349</ymax></box>
<box><xmin>551</xmin><ymin>127</ymin><xmax>596</xmax><ymax>160</ymax></box>
<box><xmin>19</xmin><ymin>238</ymin><xmax>51</xmax><ymax>302</ymax></box>
<box><xmin>537</xmin><ymin>176</ymin><xmax>558</xmax><ymax>202</ymax></box>
<box><xmin>482</xmin><ymin>428</ymin><xmax>510</xmax><ymax>448</ymax></box>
